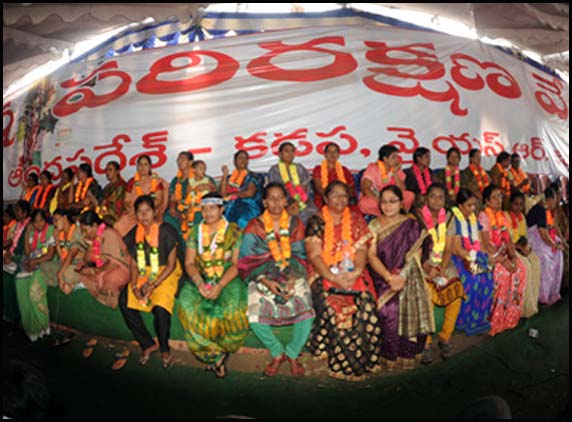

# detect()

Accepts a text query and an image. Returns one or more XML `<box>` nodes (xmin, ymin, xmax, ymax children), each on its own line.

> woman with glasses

<box><xmin>367</xmin><ymin>185</ymin><xmax>433</xmax><ymax>371</ymax></box>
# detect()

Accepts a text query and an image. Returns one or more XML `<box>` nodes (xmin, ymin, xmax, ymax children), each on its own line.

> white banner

<box><xmin>3</xmin><ymin>25</ymin><xmax>569</xmax><ymax>201</ymax></box>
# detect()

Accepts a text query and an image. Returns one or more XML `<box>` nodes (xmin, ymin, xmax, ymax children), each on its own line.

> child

<box><xmin>190</xmin><ymin>160</ymin><xmax>217</xmax><ymax>195</ymax></box>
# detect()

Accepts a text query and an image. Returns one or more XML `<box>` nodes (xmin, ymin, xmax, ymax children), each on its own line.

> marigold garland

<box><xmin>262</xmin><ymin>209</ymin><xmax>291</xmax><ymax>270</ymax></box>
<box><xmin>320</xmin><ymin>160</ymin><xmax>346</xmax><ymax>190</ymax></box>
<box><xmin>198</xmin><ymin>218</ymin><xmax>228</xmax><ymax>283</ymax></box>
<box><xmin>376</xmin><ymin>160</ymin><xmax>392</xmax><ymax>185</ymax></box>
<box><xmin>34</xmin><ymin>184</ymin><xmax>55</xmax><ymax>209</ymax></box>
<box><xmin>510</xmin><ymin>167</ymin><xmax>530</xmax><ymax>193</ymax></box>
<box><xmin>24</xmin><ymin>185</ymin><xmax>41</xmax><ymax>202</ymax></box>
<box><xmin>279</xmin><ymin>162</ymin><xmax>307</xmax><ymax>211</ymax></box>
<box><xmin>58</xmin><ymin>224</ymin><xmax>76</xmax><ymax>261</ymax></box>
<box><xmin>134</xmin><ymin>172</ymin><xmax>158</xmax><ymax>198</ymax></box>
<box><xmin>29</xmin><ymin>223</ymin><xmax>49</xmax><ymax>253</ymax></box>
<box><xmin>75</xmin><ymin>177</ymin><xmax>93</xmax><ymax>203</ymax></box>
<box><xmin>135</xmin><ymin>223</ymin><xmax>160</xmax><ymax>284</ymax></box>
<box><xmin>445</xmin><ymin>165</ymin><xmax>460</xmax><ymax>199</ymax></box>
<box><xmin>469</xmin><ymin>164</ymin><xmax>490</xmax><ymax>193</ymax></box>
<box><xmin>321</xmin><ymin>206</ymin><xmax>352</xmax><ymax>267</ymax></box>
<box><xmin>496</xmin><ymin>163</ymin><xmax>511</xmax><ymax>197</ymax></box>
<box><xmin>485</xmin><ymin>206</ymin><xmax>510</xmax><ymax>246</ymax></box>
<box><xmin>90</xmin><ymin>223</ymin><xmax>106</xmax><ymax>268</ymax></box>
<box><xmin>421</xmin><ymin>205</ymin><xmax>447</xmax><ymax>266</ymax></box>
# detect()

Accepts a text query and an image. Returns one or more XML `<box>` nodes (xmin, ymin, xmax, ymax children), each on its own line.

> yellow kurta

<box><xmin>127</xmin><ymin>261</ymin><xmax>182</xmax><ymax>314</ymax></box>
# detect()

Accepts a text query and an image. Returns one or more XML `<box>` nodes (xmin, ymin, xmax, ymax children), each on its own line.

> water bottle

<box><xmin>339</xmin><ymin>241</ymin><xmax>354</xmax><ymax>273</ymax></box>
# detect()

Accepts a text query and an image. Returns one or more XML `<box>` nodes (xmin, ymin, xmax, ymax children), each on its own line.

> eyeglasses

<box><xmin>380</xmin><ymin>199</ymin><xmax>401</xmax><ymax>205</ymax></box>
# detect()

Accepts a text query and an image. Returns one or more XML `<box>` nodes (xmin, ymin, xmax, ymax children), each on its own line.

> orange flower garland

<box><xmin>34</xmin><ymin>184</ymin><xmax>55</xmax><ymax>209</ymax></box>
<box><xmin>134</xmin><ymin>172</ymin><xmax>158</xmax><ymax>198</ymax></box>
<box><xmin>24</xmin><ymin>185</ymin><xmax>41</xmax><ymax>202</ymax></box>
<box><xmin>262</xmin><ymin>209</ymin><xmax>291</xmax><ymax>270</ymax></box>
<box><xmin>75</xmin><ymin>177</ymin><xmax>93</xmax><ymax>203</ymax></box>
<box><xmin>321</xmin><ymin>205</ymin><xmax>352</xmax><ymax>267</ymax></box>
<box><xmin>229</xmin><ymin>169</ymin><xmax>248</xmax><ymax>190</ymax></box>
<box><xmin>198</xmin><ymin>218</ymin><xmax>227</xmax><ymax>282</ymax></box>
<box><xmin>485</xmin><ymin>207</ymin><xmax>508</xmax><ymax>231</ymax></box>
<box><xmin>469</xmin><ymin>164</ymin><xmax>490</xmax><ymax>193</ymax></box>
<box><xmin>510</xmin><ymin>167</ymin><xmax>530</xmax><ymax>193</ymax></box>
<box><xmin>58</xmin><ymin>224</ymin><xmax>76</xmax><ymax>261</ymax></box>
<box><xmin>320</xmin><ymin>160</ymin><xmax>346</xmax><ymax>190</ymax></box>
<box><xmin>376</xmin><ymin>160</ymin><xmax>391</xmax><ymax>185</ymax></box>
<box><xmin>496</xmin><ymin>163</ymin><xmax>511</xmax><ymax>196</ymax></box>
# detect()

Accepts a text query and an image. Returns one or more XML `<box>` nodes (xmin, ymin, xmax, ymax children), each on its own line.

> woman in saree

<box><xmin>268</xmin><ymin>142</ymin><xmax>317</xmax><ymax>225</ymax></box>
<box><xmin>404</xmin><ymin>147</ymin><xmax>437</xmax><ymax>211</ymax></box>
<box><xmin>21</xmin><ymin>172</ymin><xmax>41</xmax><ymax>206</ymax></box>
<box><xmin>238</xmin><ymin>182</ymin><xmax>315</xmax><ymax>377</ymax></box>
<box><xmin>165</xmin><ymin>151</ymin><xmax>195</xmax><ymax>240</ymax></box>
<box><xmin>71</xmin><ymin>211</ymin><xmax>132</xmax><ymax>308</ymax></box>
<box><xmin>3</xmin><ymin>200</ymin><xmax>31</xmax><ymax>323</ymax></box>
<box><xmin>15</xmin><ymin>209</ymin><xmax>56</xmax><ymax>341</ymax></box>
<box><xmin>114</xmin><ymin>154</ymin><xmax>169</xmax><ymax>236</ymax></box>
<box><xmin>70</xmin><ymin>163</ymin><xmax>102</xmax><ymax>214</ymax></box>
<box><xmin>305</xmin><ymin>181</ymin><xmax>381</xmax><ymax>381</ymax></box>
<box><xmin>505</xmin><ymin>191</ymin><xmax>541</xmax><ymax>318</ymax></box>
<box><xmin>526</xmin><ymin>187</ymin><xmax>565</xmax><ymax>305</ymax></box>
<box><xmin>434</xmin><ymin>147</ymin><xmax>462</xmax><ymax>209</ymax></box>
<box><xmin>450</xmin><ymin>188</ymin><xmax>494</xmax><ymax>336</ymax></box>
<box><xmin>367</xmin><ymin>185</ymin><xmax>433</xmax><ymax>371</ymax></box>
<box><xmin>479</xmin><ymin>185</ymin><xmax>527</xmax><ymax>336</ymax></box>
<box><xmin>359</xmin><ymin>145</ymin><xmax>415</xmax><ymax>216</ymax></box>
<box><xmin>99</xmin><ymin>161</ymin><xmax>127</xmax><ymax>226</ymax></box>
<box><xmin>178</xmin><ymin>193</ymin><xmax>249</xmax><ymax>378</ymax></box>
<box><xmin>220</xmin><ymin>150</ymin><xmax>262</xmax><ymax>229</ymax></box>
<box><xmin>120</xmin><ymin>195</ymin><xmax>183</xmax><ymax>369</ymax></box>
<box><xmin>33</xmin><ymin>171</ymin><xmax>56</xmax><ymax>215</ymax></box>
<box><xmin>49</xmin><ymin>167</ymin><xmax>75</xmax><ymax>213</ymax></box>
<box><xmin>417</xmin><ymin>183</ymin><xmax>464</xmax><ymax>362</ymax></box>
<box><xmin>311</xmin><ymin>143</ymin><xmax>357</xmax><ymax>209</ymax></box>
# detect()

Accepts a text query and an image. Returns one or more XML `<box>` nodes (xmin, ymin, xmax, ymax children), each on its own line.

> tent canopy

<box><xmin>3</xmin><ymin>3</ymin><xmax>569</xmax><ymax>94</ymax></box>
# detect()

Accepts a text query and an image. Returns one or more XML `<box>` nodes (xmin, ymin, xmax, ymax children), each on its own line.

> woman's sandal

<box><xmin>212</xmin><ymin>353</ymin><xmax>229</xmax><ymax>379</ymax></box>
<box><xmin>286</xmin><ymin>356</ymin><xmax>305</xmax><ymax>377</ymax></box>
<box><xmin>263</xmin><ymin>354</ymin><xmax>286</xmax><ymax>377</ymax></box>
<box><xmin>139</xmin><ymin>344</ymin><xmax>159</xmax><ymax>366</ymax></box>
<box><xmin>111</xmin><ymin>349</ymin><xmax>131</xmax><ymax>370</ymax></box>
<box><xmin>82</xmin><ymin>338</ymin><xmax>98</xmax><ymax>358</ymax></box>
<box><xmin>161</xmin><ymin>352</ymin><xmax>174</xmax><ymax>370</ymax></box>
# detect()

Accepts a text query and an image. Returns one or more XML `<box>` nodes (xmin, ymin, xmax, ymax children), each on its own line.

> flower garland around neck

<box><xmin>262</xmin><ymin>209</ymin><xmax>291</xmax><ymax>271</ymax></box>
<box><xmin>510</xmin><ymin>167</ymin><xmax>530</xmax><ymax>193</ymax></box>
<box><xmin>279</xmin><ymin>162</ymin><xmax>307</xmax><ymax>211</ymax></box>
<box><xmin>135</xmin><ymin>223</ymin><xmax>160</xmax><ymax>284</ymax></box>
<box><xmin>546</xmin><ymin>209</ymin><xmax>558</xmax><ymax>250</ymax></box>
<box><xmin>58</xmin><ymin>223</ymin><xmax>76</xmax><ymax>261</ymax></box>
<box><xmin>9</xmin><ymin>218</ymin><xmax>31</xmax><ymax>255</ymax></box>
<box><xmin>452</xmin><ymin>207</ymin><xmax>480</xmax><ymax>254</ymax></box>
<box><xmin>90</xmin><ymin>223</ymin><xmax>106</xmax><ymax>268</ymax></box>
<box><xmin>376</xmin><ymin>160</ymin><xmax>393</xmax><ymax>185</ymax></box>
<box><xmin>413</xmin><ymin>164</ymin><xmax>432</xmax><ymax>195</ymax></box>
<box><xmin>485</xmin><ymin>206</ymin><xmax>510</xmax><ymax>246</ymax></box>
<box><xmin>29</xmin><ymin>223</ymin><xmax>49</xmax><ymax>254</ymax></box>
<box><xmin>421</xmin><ymin>205</ymin><xmax>447</xmax><ymax>267</ymax></box>
<box><xmin>496</xmin><ymin>163</ymin><xmax>511</xmax><ymax>196</ymax></box>
<box><xmin>4</xmin><ymin>220</ymin><xmax>16</xmax><ymax>235</ymax></box>
<box><xmin>34</xmin><ymin>184</ymin><xmax>54</xmax><ymax>209</ymax></box>
<box><xmin>508</xmin><ymin>211</ymin><xmax>526</xmax><ymax>242</ymax></box>
<box><xmin>75</xmin><ymin>177</ymin><xmax>93</xmax><ymax>203</ymax></box>
<box><xmin>24</xmin><ymin>185</ymin><xmax>41</xmax><ymax>202</ymax></box>
<box><xmin>320</xmin><ymin>160</ymin><xmax>346</xmax><ymax>190</ymax></box>
<box><xmin>469</xmin><ymin>164</ymin><xmax>489</xmax><ymax>193</ymax></box>
<box><xmin>134</xmin><ymin>172</ymin><xmax>158</xmax><ymax>198</ymax></box>
<box><xmin>445</xmin><ymin>166</ymin><xmax>460</xmax><ymax>199</ymax></box>
<box><xmin>322</xmin><ymin>206</ymin><xmax>352</xmax><ymax>267</ymax></box>
<box><xmin>174</xmin><ymin>171</ymin><xmax>201</xmax><ymax>238</ymax></box>
<box><xmin>198</xmin><ymin>218</ymin><xmax>228</xmax><ymax>285</ymax></box>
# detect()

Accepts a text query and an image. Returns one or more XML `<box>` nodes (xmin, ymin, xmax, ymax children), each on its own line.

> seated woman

<box><xmin>50</xmin><ymin>208</ymin><xmax>86</xmax><ymax>294</ymax></box>
<box><xmin>72</xmin><ymin>211</ymin><xmax>131</xmax><ymax>308</ymax></box>
<box><xmin>479</xmin><ymin>185</ymin><xmax>527</xmax><ymax>336</ymax></box>
<box><xmin>404</xmin><ymin>147</ymin><xmax>437</xmax><ymax>210</ymax></box>
<box><xmin>368</xmin><ymin>186</ymin><xmax>433</xmax><ymax>371</ymax></box>
<box><xmin>33</xmin><ymin>171</ymin><xmax>56</xmax><ymax>215</ymax></box>
<box><xmin>305</xmin><ymin>181</ymin><xmax>381</xmax><ymax>381</ymax></box>
<box><xmin>359</xmin><ymin>145</ymin><xmax>415</xmax><ymax>216</ymax></box>
<box><xmin>268</xmin><ymin>142</ymin><xmax>317</xmax><ymax>225</ymax></box>
<box><xmin>99</xmin><ymin>161</ymin><xmax>127</xmax><ymax>226</ymax></box>
<box><xmin>21</xmin><ymin>172</ymin><xmax>41</xmax><ymax>206</ymax></box>
<box><xmin>238</xmin><ymin>183</ymin><xmax>315</xmax><ymax>377</ymax></box>
<box><xmin>220</xmin><ymin>150</ymin><xmax>262</xmax><ymax>229</ymax></box>
<box><xmin>178</xmin><ymin>193</ymin><xmax>249</xmax><ymax>378</ymax></box>
<box><xmin>506</xmin><ymin>191</ymin><xmax>541</xmax><ymax>318</ymax></box>
<box><xmin>3</xmin><ymin>200</ymin><xmax>31</xmax><ymax>323</ymax></box>
<box><xmin>114</xmin><ymin>155</ymin><xmax>169</xmax><ymax>236</ymax></box>
<box><xmin>450</xmin><ymin>189</ymin><xmax>494</xmax><ymax>336</ymax></box>
<box><xmin>120</xmin><ymin>195</ymin><xmax>183</xmax><ymax>369</ymax></box>
<box><xmin>312</xmin><ymin>143</ymin><xmax>357</xmax><ymax>209</ymax></box>
<box><xmin>165</xmin><ymin>151</ymin><xmax>195</xmax><ymax>240</ymax></box>
<box><xmin>526</xmin><ymin>187</ymin><xmax>565</xmax><ymax>305</ymax></box>
<box><xmin>417</xmin><ymin>183</ymin><xmax>464</xmax><ymax>362</ymax></box>
<box><xmin>49</xmin><ymin>167</ymin><xmax>75</xmax><ymax>213</ymax></box>
<box><xmin>15</xmin><ymin>209</ymin><xmax>56</xmax><ymax>341</ymax></box>
<box><xmin>434</xmin><ymin>147</ymin><xmax>462</xmax><ymax>209</ymax></box>
<box><xmin>70</xmin><ymin>163</ymin><xmax>102</xmax><ymax>214</ymax></box>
